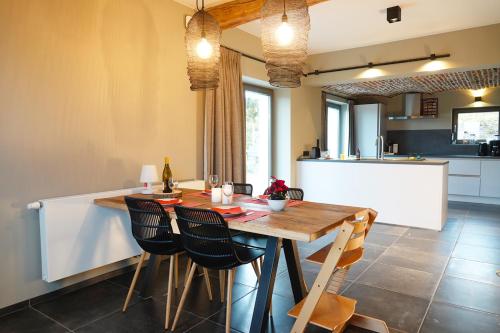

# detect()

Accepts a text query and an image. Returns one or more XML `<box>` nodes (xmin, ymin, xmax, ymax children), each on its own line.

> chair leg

<box><xmin>165</xmin><ymin>255</ymin><xmax>175</xmax><ymax>330</ymax></box>
<box><xmin>225</xmin><ymin>268</ymin><xmax>235</xmax><ymax>333</ymax></box>
<box><xmin>122</xmin><ymin>251</ymin><xmax>146</xmax><ymax>312</ymax></box>
<box><xmin>184</xmin><ymin>257</ymin><xmax>192</xmax><ymax>286</ymax></box>
<box><xmin>171</xmin><ymin>263</ymin><xmax>197</xmax><ymax>331</ymax></box>
<box><xmin>251</xmin><ymin>260</ymin><xmax>261</xmax><ymax>280</ymax></box>
<box><xmin>174</xmin><ymin>253</ymin><xmax>179</xmax><ymax>289</ymax></box>
<box><xmin>219</xmin><ymin>270</ymin><xmax>226</xmax><ymax>303</ymax></box>
<box><xmin>349</xmin><ymin>313</ymin><xmax>389</xmax><ymax>333</ymax></box>
<box><xmin>203</xmin><ymin>267</ymin><xmax>213</xmax><ymax>301</ymax></box>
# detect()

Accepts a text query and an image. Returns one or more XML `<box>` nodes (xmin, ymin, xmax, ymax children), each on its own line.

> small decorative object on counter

<box><xmin>140</xmin><ymin>165</ymin><xmax>159</xmax><ymax>194</ymax></box>
<box><xmin>264</xmin><ymin>176</ymin><xmax>289</xmax><ymax>211</ymax></box>
<box><xmin>162</xmin><ymin>156</ymin><xmax>173</xmax><ymax>193</ymax></box>
<box><xmin>393</xmin><ymin>143</ymin><xmax>399</xmax><ymax>154</ymax></box>
<box><xmin>356</xmin><ymin>147</ymin><xmax>361</xmax><ymax>160</ymax></box>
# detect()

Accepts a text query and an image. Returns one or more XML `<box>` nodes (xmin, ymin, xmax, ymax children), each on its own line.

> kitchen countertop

<box><xmin>418</xmin><ymin>154</ymin><xmax>500</xmax><ymax>159</ymax></box>
<box><xmin>297</xmin><ymin>157</ymin><xmax>449</xmax><ymax>165</ymax></box>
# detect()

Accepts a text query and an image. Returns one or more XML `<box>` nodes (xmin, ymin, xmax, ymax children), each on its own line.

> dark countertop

<box><xmin>297</xmin><ymin>157</ymin><xmax>449</xmax><ymax>166</ymax></box>
<box><xmin>396</xmin><ymin>154</ymin><xmax>500</xmax><ymax>159</ymax></box>
<box><xmin>424</xmin><ymin>155</ymin><xmax>500</xmax><ymax>160</ymax></box>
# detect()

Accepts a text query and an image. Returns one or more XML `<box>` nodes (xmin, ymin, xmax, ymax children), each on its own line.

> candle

<box><xmin>211</xmin><ymin>187</ymin><xmax>222</xmax><ymax>203</ymax></box>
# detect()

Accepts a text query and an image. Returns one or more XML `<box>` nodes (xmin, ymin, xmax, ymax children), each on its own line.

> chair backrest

<box><xmin>287</xmin><ymin>188</ymin><xmax>304</xmax><ymax>201</ymax></box>
<box><xmin>124</xmin><ymin>196</ymin><xmax>180</xmax><ymax>255</ymax></box>
<box><xmin>174</xmin><ymin>205</ymin><xmax>242</xmax><ymax>270</ymax></box>
<box><xmin>305</xmin><ymin>209</ymin><xmax>378</xmax><ymax>269</ymax></box>
<box><xmin>233</xmin><ymin>183</ymin><xmax>253</xmax><ymax>196</ymax></box>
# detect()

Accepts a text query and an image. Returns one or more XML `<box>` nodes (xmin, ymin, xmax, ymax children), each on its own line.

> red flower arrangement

<box><xmin>264</xmin><ymin>176</ymin><xmax>289</xmax><ymax>200</ymax></box>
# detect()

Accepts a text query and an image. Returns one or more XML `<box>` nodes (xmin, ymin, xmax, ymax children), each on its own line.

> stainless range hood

<box><xmin>387</xmin><ymin>93</ymin><xmax>438</xmax><ymax>120</ymax></box>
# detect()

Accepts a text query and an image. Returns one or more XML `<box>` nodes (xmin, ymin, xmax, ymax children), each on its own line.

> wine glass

<box><xmin>208</xmin><ymin>174</ymin><xmax>219</xmax><ymax>189</ymax></box>
<box><xmin>168</xmin><ymin>178</ymin><xmax>179</xmax><ymax>192</ymax></box>
<box><xmin>223</xmin><ymin>181</ymin><xmax>234</xmax><ymax>203</ymax></box>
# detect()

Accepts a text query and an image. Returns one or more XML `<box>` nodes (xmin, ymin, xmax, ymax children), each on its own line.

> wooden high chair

<box><xmin>288</xmin><ymin>209</ymin><xmax>389</xmax><ymax>333</ymax></box>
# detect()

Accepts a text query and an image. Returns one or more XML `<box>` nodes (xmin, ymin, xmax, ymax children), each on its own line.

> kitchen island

<box><xmin>296</xmin><ymin>158</ymin><xmax>449</xmax><ymax>230</ymax></box>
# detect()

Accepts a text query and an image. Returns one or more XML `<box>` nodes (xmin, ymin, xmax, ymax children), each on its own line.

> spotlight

<box><xmin>387</xmin><ymin>6</ymin><xmax>401</xmax><ymax>23</ymax></box>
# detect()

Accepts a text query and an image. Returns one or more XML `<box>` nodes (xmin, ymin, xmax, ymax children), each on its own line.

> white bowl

<box><xmin>267</xmin><ymin>198</ymin><xmax>289</xmax><ymax>211</ymax></box>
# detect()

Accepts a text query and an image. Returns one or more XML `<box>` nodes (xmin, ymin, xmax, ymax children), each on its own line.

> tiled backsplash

<box><xmin>387</xmin><ymin>129</ymin><xmax>478</xmax><ymax>155</ymax></box>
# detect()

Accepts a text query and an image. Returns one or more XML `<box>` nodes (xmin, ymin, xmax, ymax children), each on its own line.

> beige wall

<box><xmin>0</xmin><ymin>0</ymin><xmax>204</xmax><ymax>308</ymax></box>
<box><xmin>290</xmin><ymin>86</ymin><xmax>323</xmax><ymax>185</ymax></box>
<box><xmin>305</xmin><ymin>23</ymin><xmax>500</xmax><ymax>86</ymax></box>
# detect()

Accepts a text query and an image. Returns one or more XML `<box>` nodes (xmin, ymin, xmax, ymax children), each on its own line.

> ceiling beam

<box><xmin>207</xmin><ymin>0</ymin><xmax>328</xmax><ymax>30</ymax></box>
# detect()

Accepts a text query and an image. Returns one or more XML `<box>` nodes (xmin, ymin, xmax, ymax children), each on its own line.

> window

<box><xmin>452</xmin><ymin>107</ymin><xmax>500</xmax><ymax>144</ymax></box>
<box><xmin>325</xmin><ymin>102</ymin><xmax>350</xmax><ymax>158</ymax></box>
<box><xmin>244</xmin><ymin>85</ymin><xmax>272</xmax><ymax>195</ymax></box>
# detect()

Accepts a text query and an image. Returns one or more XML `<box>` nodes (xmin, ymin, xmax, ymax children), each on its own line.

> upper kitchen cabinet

<box><xmin>480</xmin><ymin>160</ymin><xmax>500</xmax><ymax>198</ymax></box>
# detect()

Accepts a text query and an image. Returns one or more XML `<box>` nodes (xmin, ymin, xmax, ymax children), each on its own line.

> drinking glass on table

<box><xmin>208</xmin><ymin>174</ymin><xmax>219</xmax><ymax>189</ymax></box>
<box><xmin>168</xmin><ymin>178</ymin><xmax>179</xmax><ymax>192</ymax></box>
<box><xmin>222</xmin><ymin>181</ymin><xmax>234</xmax><ymax>205</ymax></box>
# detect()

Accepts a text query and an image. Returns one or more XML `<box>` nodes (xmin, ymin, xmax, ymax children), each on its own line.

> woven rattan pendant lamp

<box><xmin>185</xmin><ymin>0</ymin><xmax>221</xmax><ymax>90</ymax></box>
<box><xmin>261</xmin><ymin>0</ymin><xmax>310</xmax><ymax>88</ymax></box>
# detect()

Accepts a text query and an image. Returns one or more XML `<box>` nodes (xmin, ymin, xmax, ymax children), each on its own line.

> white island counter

<box><xmin>296</xmin><ymin>158</ymin><xmax>449</xmax><ymax>230</ymax></box>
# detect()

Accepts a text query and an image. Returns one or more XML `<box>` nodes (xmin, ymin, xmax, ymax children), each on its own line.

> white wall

<box><xmin>305</xmin><ymin>23</ymin><xmax>500</xmax><ymax>86</ymax></box>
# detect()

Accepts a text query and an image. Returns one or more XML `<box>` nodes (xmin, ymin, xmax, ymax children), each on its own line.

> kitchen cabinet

<box><xmin>449</xmin><ymin>175</ymin><xmax>480</xmax><ymax>196</ymax></box>
<box><xmin>448</xmin><ymin>159</ymin><xmax>481</xmax><ymax>176</ymax></box>
<box><xmin>480</xmin><ymin>160</ymin><xmax>500</xmax><ymax>198</ymax></box>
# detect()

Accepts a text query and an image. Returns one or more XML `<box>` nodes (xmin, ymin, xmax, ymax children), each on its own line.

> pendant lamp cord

<box><xmin>196</xmin><ymin>0</ymin><xmax>204</xmax><ymax>11</ymax></box>
<box><xmin>196</xmin><ymin>0</ymin><xmax>206</xmax><ymax>36</ymax></box>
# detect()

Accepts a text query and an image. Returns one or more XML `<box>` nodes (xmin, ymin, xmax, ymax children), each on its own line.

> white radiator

<box><xmin>30</xmin><ymin>180</ymin><xmax>205</xmax><ymax>282</ymax></box>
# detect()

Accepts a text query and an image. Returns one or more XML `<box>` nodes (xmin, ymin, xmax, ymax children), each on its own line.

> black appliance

<box><xmin>310</xmin><ymin>139</ymin><xmax>321</xmax><ymax>159</ymax></box>
<box><xmin>478</xmin><ymin>143</ymin><xmax>490</xmax><ymax>156</ymax></box>
<box><xmin>490</xmin><ymin>140</ymin><xmax>500</xmax><ymax>156</ymax></box>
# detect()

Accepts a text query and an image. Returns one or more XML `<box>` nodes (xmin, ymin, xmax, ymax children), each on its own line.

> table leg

<box><xmin>249</xmin><ymin>236</ymin><xmax>282</xmax><ymax>333</ymax></box>
<box><xmin>282</xmin><ymin>239</ymin><xmax>307</xmax><ymax>303</ymax></box>
<box><xmin>139</xmin><ymin>254</ymin><xmax>162</xmax><ymax>298</ymax></box>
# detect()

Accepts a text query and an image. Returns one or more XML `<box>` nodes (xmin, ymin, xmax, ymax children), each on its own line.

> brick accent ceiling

<box><xmin>323</xmin><ymin>67</ymin><xmax>500</xmax><ymax>97</ymax></box>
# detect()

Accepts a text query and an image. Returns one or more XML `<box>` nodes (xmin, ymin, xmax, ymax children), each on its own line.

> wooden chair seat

<box><xmin>307</xmin><ymin>246</ymin><xmax>364</xmax><ymax>268</ymax></box>
<box><xmin>288</xmin><ymin>292</ymin><xmax>356</xmax><ymax>331</ymax></box>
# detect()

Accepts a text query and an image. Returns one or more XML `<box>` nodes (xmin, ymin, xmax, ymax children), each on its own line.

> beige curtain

<box><xmin>204</xmin><ymin>47</ymin><xmax>246</xmax><ymax>183</ymax></box>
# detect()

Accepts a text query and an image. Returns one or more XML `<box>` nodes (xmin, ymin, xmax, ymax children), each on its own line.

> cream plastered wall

<box><xmin>0</xmin><ymin>0</ymin><xmax>204</xmax><ymax>308</ymax></box>
<box><xmin>305</xmin><ymin>23</ymin><xmax>500</xmax><ymax>87</ymax></box>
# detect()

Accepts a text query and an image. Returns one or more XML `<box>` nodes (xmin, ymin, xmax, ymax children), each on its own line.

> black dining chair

<box><xmin>233</xmin><ymin>183</ymin><xmax>253</xmax><ymax>196</ymax></box>
<box><xmin>171</xmin><ymin>206</ymin><xmax>265</xmax><ymax>333</ymax></box>
<box><xmin>122</xmin><ymin>197</ymin><xmax>212</xmax><ymax>330</ymax></box>
<box><xmin>287</xmin><ymin>187</ymin><xmax>305</xmax><ymax>201</ymax></box>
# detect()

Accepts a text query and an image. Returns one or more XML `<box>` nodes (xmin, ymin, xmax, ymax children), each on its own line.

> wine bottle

<box><xmin>162</xmin><ymin>157</ymin><xmax>173</xmax><ymax>193</ymax></box>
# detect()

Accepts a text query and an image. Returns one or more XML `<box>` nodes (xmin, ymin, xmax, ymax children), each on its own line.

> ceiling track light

<box><xmin>306</xmin><ymin>53</ymin><xmax>451</xmax><ymax>76</ymax></box>
<box><xmin>387</xmin><ymin>5</ymin><xmax>401</xmax><ymax>23</ymax></box>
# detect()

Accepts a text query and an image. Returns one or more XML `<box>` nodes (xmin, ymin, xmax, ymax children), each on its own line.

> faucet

<box><xmin>375</xmin><ymin>135</ymin><xmax>385</xmax><ymax>160</ymax></box>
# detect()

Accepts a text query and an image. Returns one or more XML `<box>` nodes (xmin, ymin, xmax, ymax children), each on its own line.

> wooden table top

<box><xmin>94</xmin><ymin>189</ymin><xmax>369</xmax><ymax>242</ymax></box>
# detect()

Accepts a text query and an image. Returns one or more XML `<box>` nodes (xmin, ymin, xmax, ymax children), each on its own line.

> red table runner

<box><xmin>225</xmin><ymin>209</ymin><xmax>271</xmax><ymax>223</ymax></box>
<box><xmin>163</xmin><ymin>201</ymin><xmax>204</xmax><ymax>212</ymax></box>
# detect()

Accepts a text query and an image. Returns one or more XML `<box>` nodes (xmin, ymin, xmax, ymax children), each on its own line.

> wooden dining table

<box><xmin>94</xmin><ymin>188</ymin><xmax>370</xmax><ymax>333</ymax></box>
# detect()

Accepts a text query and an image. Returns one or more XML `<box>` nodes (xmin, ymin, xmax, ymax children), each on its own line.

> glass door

<box><xmin>244</xmin><ymin>85</ymin><xmax>272</xmax><ymax>195</ymax></box>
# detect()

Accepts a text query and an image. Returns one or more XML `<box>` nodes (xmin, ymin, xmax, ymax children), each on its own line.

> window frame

<box><xmin>243</xmin><ymin>84</ymin><xmax>273</xmax><ymax>185</ymax></box>
<box><xmin>325</xmin><ymin>102</ymin><xmax>342</xmax><ymax>155</ymax></box>
<box><xmin>452</xmin><ymin>106</ymin><xmax>500</xmax><ymax>144</ymax></box>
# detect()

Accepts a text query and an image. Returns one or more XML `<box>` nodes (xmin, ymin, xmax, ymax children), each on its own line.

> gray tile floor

<box><xmin>1</xmin><ymin>203</ymin><xmax>500</xmax><ymax>333</ymax></box>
